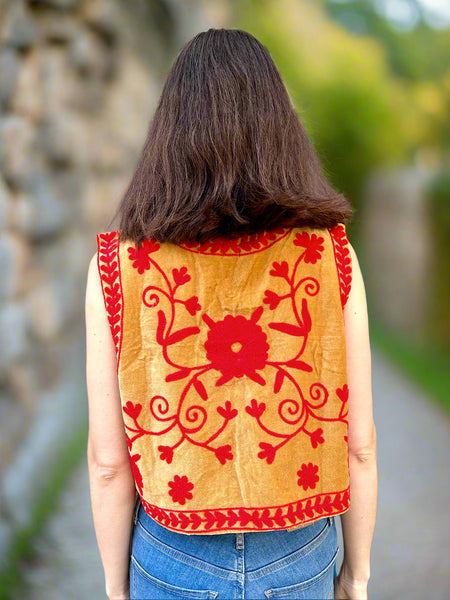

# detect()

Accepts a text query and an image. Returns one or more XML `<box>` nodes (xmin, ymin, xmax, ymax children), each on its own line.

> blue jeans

<box><xmin>129</xmin><ymin>499</ymin><xmax>338</xmax><ymax>599</ymax></box>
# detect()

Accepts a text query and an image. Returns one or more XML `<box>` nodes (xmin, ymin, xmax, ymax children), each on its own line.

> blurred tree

<box><xmin>323</xmin><ymin>0</ymin><xmax>450</xmax><ymax>82</ymax></box>
<box><xmin>234</xmin><ymin>0</ymin><xmax>419</xmax><ymax>211</ymax></box>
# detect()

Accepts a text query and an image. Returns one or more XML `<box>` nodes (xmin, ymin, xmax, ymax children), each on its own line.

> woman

<box><xmin>86</xmin><ymin>28</ymin><xmax>377</xmax><ymax>600</ymax></box>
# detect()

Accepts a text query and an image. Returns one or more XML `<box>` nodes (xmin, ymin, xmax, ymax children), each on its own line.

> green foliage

<box><xmin>426</xmin><ymin>169</ymin><xmax>450</xmax><ymax>355</ymax></box>
<box><xmin>323</xmin><ymin>0</ymin><xmax>450</xmax><ymax>82</ymax></box>
<box><xmin>235</xmin><ymin>0</ymin><xmax>417</xmax><ymax>212</ymax></box>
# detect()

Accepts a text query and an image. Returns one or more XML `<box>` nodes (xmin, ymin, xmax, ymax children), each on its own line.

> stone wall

<box><xmin>0</xmin><ymin>0</ymin><xmax>229</xmax><ymax>567</ymax></box>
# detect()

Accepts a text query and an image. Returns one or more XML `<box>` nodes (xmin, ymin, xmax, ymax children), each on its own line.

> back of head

<box><xmin>117</xmin><ymin>28</ymin><xmax>352</xmax><ymax>243</ymax></box>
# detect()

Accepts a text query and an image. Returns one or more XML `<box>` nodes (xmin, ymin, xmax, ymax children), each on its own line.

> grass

<box><xmin>0</xmin><ymin>427</ymin><xmax>88</xmax><ymax>600</ymax></box>
<box><xmin>370</xmin><ymin>320</ymin><xmax>450</xmax><ymax>414</ymax></box>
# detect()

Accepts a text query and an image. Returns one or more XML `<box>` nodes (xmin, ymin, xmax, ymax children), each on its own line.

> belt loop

<box><xmin>235</xmin><ymin>532</ymin><xmax>245</xmax><ymax>550</ymax></box>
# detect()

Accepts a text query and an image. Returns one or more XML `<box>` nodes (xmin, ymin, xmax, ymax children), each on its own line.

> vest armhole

<box><xmin>96</xmin><ymin>231</ymin><xmax>123</xmax><ymax>371</ymax></box>
<box><xmin>329</xmin><ymin>224</ymin><xmax>352</xmax><ymax>309</ymax></box>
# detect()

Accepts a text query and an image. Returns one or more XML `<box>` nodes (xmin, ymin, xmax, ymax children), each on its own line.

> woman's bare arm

<box><xmin>85</xmin><ymin>253</ymin><xmax>136</xmax><ymax>600</ymax></box>
<box><xmin>335</xmin><ymin>244</ymin><xmax>378</xmax><ymax>600</ymax></box>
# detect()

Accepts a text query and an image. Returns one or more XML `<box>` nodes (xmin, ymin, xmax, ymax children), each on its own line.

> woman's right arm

<box><xmin>334</xmin><ymin>244</ymin><xmax>378</xmax><ymax>600</ymax></box>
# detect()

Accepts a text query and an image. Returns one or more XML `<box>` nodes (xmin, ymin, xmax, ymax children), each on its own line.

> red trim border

<box><xmin>176</xmin><ymin>228</ymin><xmax>290</xmax><ymax>256</ymax></box>
<box><xmin>139</xmin><ymin>487</ymin><xmax>350</xmax><ymax>534</ymax></box>
<box><xmin>329</xmin><ymin>225</ymin><xmax>352</xmax><ymax>308</ymax></box>
<box><xmin>97</xmin><ymin>231</ymin><xmax>123</xmax><ymax>369</ymax></box>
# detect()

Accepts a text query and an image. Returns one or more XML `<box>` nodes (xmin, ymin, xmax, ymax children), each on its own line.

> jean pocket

<box><xmin>263</xmin><ymin>547</ymin><xmax>338</xmax><ymax>599</ymax></box>
<box><xmin>130</xmin><ymin>556</ymin><xmax>218</xmax><ymax>600</ymax></box>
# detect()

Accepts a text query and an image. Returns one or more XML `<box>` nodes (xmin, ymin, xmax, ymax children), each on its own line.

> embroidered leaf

<box><xmin>193</xmin><ymin>379</ymin><xmax>208</xmax><ymax>401</ymax></box>
<box><xmin>247</xmin><ymin>371</ymin><xmax>266</xmax><ymax>386</ymax></box>
<box><xmin>165</xmin><ymin>326</ymin><xmax>200</xmax><ymax>345</ymax></box>
<box><xmin>190</xmin><ymin>513</ymin><xmax>202</xmax><ymax>529</ymax></box>
<box><xmin>238</xmin><ymin>509</ymin><xmax>251</xmax><ymax>526</ymax></box>
<box><xmin>268</xmin><ymin>322</ymin><xmax>305</xmax><ymax>336</ymax></box>
<box><xmin>286</xmin><ymin>359</ymin><xmax>313</xmax><ymax>372</ymax></box>
<box><xmin>301</xmin><ymin>298</ymin><xmax>311</xmax><ymax>333</ymax></box>
<box><xmin>165</xmin><ymin>368</ymin><xmax>191</xmax><ymax>382</ymax></box>
<box><xmin>227</xmin><ymin>510</ymin><xmax>238</xmax><ymax>526</ymax></box>
<box><xmin>274</xmin><ymin>370</ymin><xmax>285</xmax><ymax>394</ymax></box>
<box><xmin>156</xmin><ymin>310</ymin><xmax>166</xmax><ymax>344</ymax></box>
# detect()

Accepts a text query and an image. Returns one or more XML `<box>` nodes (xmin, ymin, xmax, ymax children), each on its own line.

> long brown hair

<box><xmin>117</xmin><ymin>28</ymin><xmax>352</xmax><ymax>243</ymax></box>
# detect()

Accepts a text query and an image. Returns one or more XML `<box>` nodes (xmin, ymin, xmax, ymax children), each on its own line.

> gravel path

<box><xmin>17</xmin><ymin>349</ymin><xmax>450</xmax><ymax>600</ymax></box>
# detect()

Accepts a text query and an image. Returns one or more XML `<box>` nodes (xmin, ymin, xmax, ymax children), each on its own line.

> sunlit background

<box><xmin>0</xmin><ymin>1</ymin><xmax>448</xmax><ymax>599</ymax></box>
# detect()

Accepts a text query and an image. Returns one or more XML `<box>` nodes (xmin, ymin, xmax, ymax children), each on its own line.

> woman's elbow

<box><xmin>348</xmin><ymin>425</ymin><xmax>377</xmax><ymax>464</ymax></box>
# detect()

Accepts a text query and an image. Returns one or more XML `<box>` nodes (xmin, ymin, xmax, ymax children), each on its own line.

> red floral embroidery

<box><xmin>97</xmin><ymin>232</ymin><xmax>123</xmax><ymax>366</ymax></box>
<box><xmin>168</xmin><ymin>475</ymin><xmax>194</xmax><ymax>505</ymax></box>
<box><xmin>158</xmin><ymin>445</ymin><xmax>174</xmax><ymax>464</ymax></box>
<box><xmin>184</xmin><ymin>296</ymin><xmax>201</xmax><ymax>315</ymax></box>
<box><xmin>123</xmin><ymin>401</ymin><xmax>142</xmax><ymax>420</ymax></box>
<box><xmin>127</xmin><ymin>239</ymin><xmax>160</xmax><ymax>273</ymax></box>
<box><xmin>139</xmin><ymin>487</ymin><xmax>350</xmax><ymax>533</ymax></box>
<box><xmin>297</xmin><ymin>463</ymin><xmax>319</xmax><ymax>491</ymax></box>
<box><xmin>203</xmin><ymin>307</ymin><xmax>269</xmax><ymax>386</ymax></box>
<box><xmin>310</xmin><ymin>428</ymin><xmax>325</xmax><ymax>449</ymax></box>
<box><xmin>176</xmin><ymin>228</ymin><xmax>290</xmax><ymax>256</ymax></box>
<box><xmin>130</xmin><ymin>453</ymin><xmax>144</xmax><ymax>494</ymax></box>
<box><xmin>122</xmin><ymin>228</ymin><xmax>348</xmax><ymax>471</ymax></box>
<box><xmin>294</xmin><ymin>232</ymin><xmax>324</xmax><ymax>264</ymax></box>
<box><xmin>214</xmin><ymin>444</ymin><xmax>233</xmax><ymax>465</ymax></box>
<box><xmin>329</xmin><ymin>225</ymin><xmax>352</xmax><ymax>308</ymax></box>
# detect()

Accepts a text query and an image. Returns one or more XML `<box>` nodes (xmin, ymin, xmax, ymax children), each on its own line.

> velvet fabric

<box><xmin>97</xmin><ymin>225</ymin><xmax>352</xmax><ymax>535</ymax></box>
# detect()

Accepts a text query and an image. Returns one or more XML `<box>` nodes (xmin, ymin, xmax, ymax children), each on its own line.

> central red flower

<box><xmin>203</xmin><ymin>306</ymin><xmax>269</xmax><ymax>386</ymax></box>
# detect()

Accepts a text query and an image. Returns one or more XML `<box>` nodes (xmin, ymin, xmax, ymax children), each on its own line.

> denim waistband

<box><xmin>132</xmin><ymin>495</ymin><xmax>334</xmax><ymax>575</ymax></box>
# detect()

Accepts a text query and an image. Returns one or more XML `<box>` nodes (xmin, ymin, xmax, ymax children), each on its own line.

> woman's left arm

<box><xmin>85</xmin><ymin>252</ymin><xmax>137</xmax><ymax>600</ymax></box>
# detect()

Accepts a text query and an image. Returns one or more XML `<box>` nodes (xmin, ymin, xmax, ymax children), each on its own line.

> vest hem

<box><xmin>138</xmin><ymin>487</ymin><xmax>350</xmax><ymax>535</ymax></box>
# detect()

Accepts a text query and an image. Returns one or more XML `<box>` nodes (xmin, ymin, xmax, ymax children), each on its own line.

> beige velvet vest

<box><xmin>97</xmin><ymin>225</ymin><xmax>352</xmax><ymax>534</ymax></box>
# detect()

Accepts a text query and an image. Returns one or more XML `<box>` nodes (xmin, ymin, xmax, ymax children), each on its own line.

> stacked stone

<box><xmin>0</xmin><ymin>0</ymin><xmax>227</xmax><ymax>569</ymax></box>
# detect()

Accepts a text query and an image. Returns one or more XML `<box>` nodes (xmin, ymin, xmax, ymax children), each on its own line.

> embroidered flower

<box><xmin>130</xmin><ymin>453</ymin><xmax>144</xmax><ymax>494</ymax></box>
<box><xmin>158</xmin><ymin>445</ymin><xmax>174</xmax><ymax>464</ymax></box>
<box><xmin>263</xmin><ymin>290</ymin><xmax>282</xmax><ymax>310</ymax></box>
<box><xmin>123</xmin><ymin>401</ymin><xmax>142</xmax><ymax>420</ymax></box>
<box><xmin>184</xmin><ymin>295</ymin><xmax>201</xmax><ymax>315</ymax></box>
<box><xmin>203</xmin><ymin>306</ymin><xmax>269</xmax><ymax>386</ymax></box>
<box><xmin>168</xmin><ymin>474</ymin><xmax>194</xmax><ymax>505</ymax></box>
<box><xmin>127</xmin><ymin>239</ymin><xmax>160</xmax><ymax>273</ymax></box>
<box><xmin>294</xmin><ymin>232</ymin><xmax>324</xmax><ymax>264</ymax></box>
<box><xmin>297</xmin><ymin>463</ymin><xmax>320</xmax><ymax>491</ymax></box>
<box><xmin>269</xmin><ymin>261</ymin><xmax>289</xmax><ymax>279</ymax></box>
<box><xmin>172</xmin><ymin>266</ymin><xmax>190</xmax><ymax>286</ymax></box>
<box><xmin>214</xmin><ymin>444</ymin><xmax>233</xmax><ymax>464</ymax></box>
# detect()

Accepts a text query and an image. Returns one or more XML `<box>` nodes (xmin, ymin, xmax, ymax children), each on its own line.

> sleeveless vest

<box><xmin>97</xmin><ymin>225</ymin><xmax>352</xmax><ymax>535</ymax></box>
